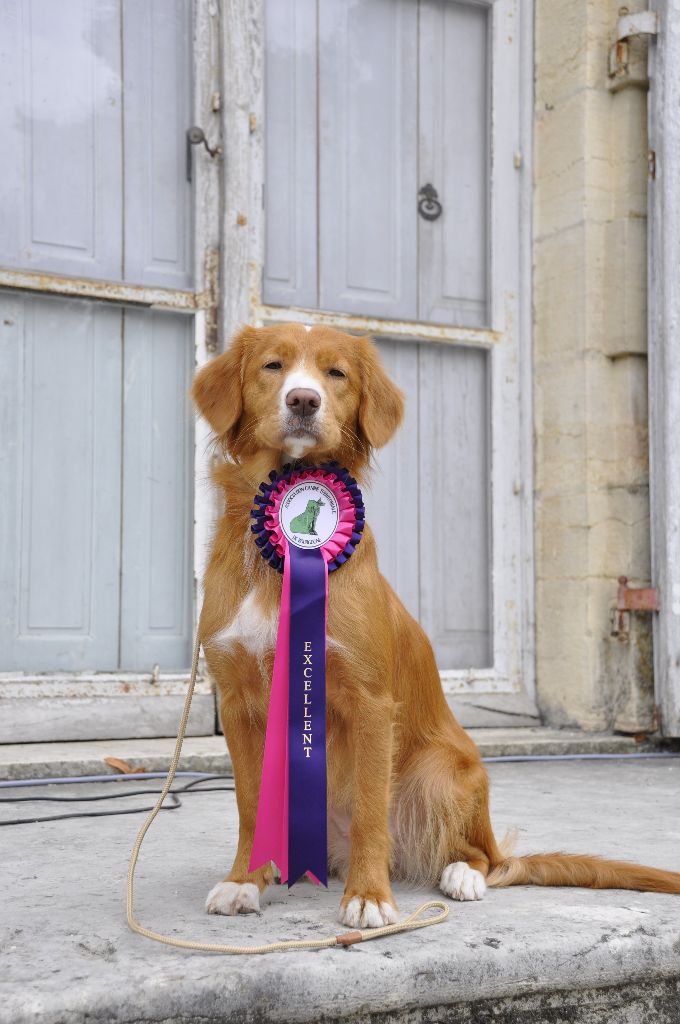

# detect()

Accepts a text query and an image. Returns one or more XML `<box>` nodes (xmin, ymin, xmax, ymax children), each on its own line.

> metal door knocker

<box><xmin>418</xmin><ymin>183</ymin><xmax>442</xmax><ymax>221</ymax></box>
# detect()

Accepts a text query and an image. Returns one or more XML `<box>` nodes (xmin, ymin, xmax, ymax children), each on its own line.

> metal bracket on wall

<box><xmin>611</xmin><ymin>575</ymin><xmax>660</xmax><ymax>642</ymax></box>
<box><xmin>608</xmin><ymin>9</ymin><xmax>659</xmax><ymax>92</ymax></box>
<box><xmin>186</xmin><ymin>126</ymin><xmax>222</xmax><ymax>183</ymax></box>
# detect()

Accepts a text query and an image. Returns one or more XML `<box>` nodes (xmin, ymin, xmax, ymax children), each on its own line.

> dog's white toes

<box><xmin>205</xmin><ymin>881</ymin><xmax>261</xmax><ymax>916</ymax></box>
<box><xmin>440</xmin><ymin>862</ymin><xmax>487</xmax><ymax>902</ymax></box>
<box><xmin>339</xmin><ymin>896</ymin><xmax>398</xmax><ymax>929</ymax></box>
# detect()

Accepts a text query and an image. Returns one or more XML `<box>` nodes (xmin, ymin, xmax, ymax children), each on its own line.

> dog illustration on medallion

<box><xmin>290</xmin><ymin>498</ymin><xmax>325</xmax><ymax>537</ymax></box>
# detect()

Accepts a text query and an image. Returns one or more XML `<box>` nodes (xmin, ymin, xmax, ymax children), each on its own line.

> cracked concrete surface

<box><xmin>1</xmin><ymin>759</ymin><xmax>679</xmax><ymax>1023</ymax></box>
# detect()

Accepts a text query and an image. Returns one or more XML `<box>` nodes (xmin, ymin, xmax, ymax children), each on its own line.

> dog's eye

<box><xmin>328</xmin><ymin>368</ymin><xmax>346</xmax><ymax>379</ymax></box>
<box><xmin>263</xmin><ymin>361</ymin><xmax>283</xmax><ymax>371</ymax></box>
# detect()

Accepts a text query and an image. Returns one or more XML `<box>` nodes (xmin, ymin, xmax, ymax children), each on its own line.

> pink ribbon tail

<box><xmin>249</xmin><ymin>557</ymin><xmax>291</xmax><ymax>882</ymax></box>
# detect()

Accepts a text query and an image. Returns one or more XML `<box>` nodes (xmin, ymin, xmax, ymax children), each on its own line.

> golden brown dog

<box><xmin>192</xmin><ymin>323</ymin><xmax>680</xmax><ymax>928</ymax></box>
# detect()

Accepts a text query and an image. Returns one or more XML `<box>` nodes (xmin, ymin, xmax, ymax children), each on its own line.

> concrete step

<box><xmin>2</xmin><ymin>758</ymin><xmax>679</xmax><ymax>1023</ymax></box>
<box><xmin>0</xmin><ymin>728</ymin><xmax>656</xmax><ymax>781</ymax></box>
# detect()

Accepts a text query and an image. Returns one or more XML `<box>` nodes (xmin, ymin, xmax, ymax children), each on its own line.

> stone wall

<box><xmin>533</xmin><ymin>0</ymin><xmax>654</xmax><ymax>730</ymax></box>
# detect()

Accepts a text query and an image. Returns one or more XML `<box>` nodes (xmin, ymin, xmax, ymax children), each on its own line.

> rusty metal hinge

<box><xmin>610</xmin><ymin>575</ymin><xmax>660</xmax><ymax>642</ymax></box>
<box><xmin>607</xmin><ymin>9</ymin><xmax>659</xmax><ymax>92</ymax></box>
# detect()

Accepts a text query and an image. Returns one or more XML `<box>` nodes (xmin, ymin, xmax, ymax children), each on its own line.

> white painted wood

<box><xmin>364</xmin><ymin>340</ymin><xmax>420</xmax><ymax>623</ymax></box>
<box><xmin>262</xmin><ymin>0</ymin><xmax>317</xmax><ymax>308</ymax></box>
<box><xmin>230</xmin><ymin>0</ymin><xmax>536</xmax><ymax>703</ymax></box>
<box><xmin>191</xmin><ymin>0</ymin><xmax>223</xmax><ymax>598</ymax></box>
<box><xmin>419</xmin><ymin>345</ymin><xmax>491</xmax><ymax>668</ymax></box>
<box><xmin>318</xmin><ymin>0</ymin><xmax>418</xmax><ymax>319</ymax></box>
<box><xmin>258</xmin><ymin>305</ymin><xmax>499</xmax><ymax>345</ymax></box>
<box><xmin>368</xmin><ymin>341</ymin><xmax>492</xmax><ymax>670</ymax></box>
<box><xmin>0</xmin><ymin>0</ymin><xmax>224</xmax><ymax>740</ymax></box>
<box><xmin>518</xmin><ymin>0</ymin><xmax>537</xmax><ymax>704</ymax></box>
<box><xmin>0</xmin><ymin>294</ymin><xmax>122</xmax><ymax>671</ymax></box>
<box><xmin>0</xmin><ymin>0</ymin><xmax>123</xmax><ymax>280</ymax></box>
<box><xmin>0</xmin><ymin>270</ymin><xmax>200</xmax><ymax>311</ymax></box>
<box><xmin>648</xmin><ymin>0</ymin><xmax>680</xmax><ymax>735</ymax></box>
<box><xmin>120</xmin><ymin>311</ymin><xmax>194</xmax><ymax>671</ymax></box>
<box><xmin>122</xmin><ymin>0</ymin><xmax>193</xmax><ymax>289</ymax></box>
<box><xmin>219</xmin><ymin>0</ymin><xmax>265</xmax><ymax>338</ymax></box>
<box><xmin>249</xmin><ymin>0</ymin><xmax>532</xmax><ymax>696</ymax></box>
<box><xmin>418</xmin><ymin>0</ymin><xmax>489</xmax><ymax>327</ymax></box>
<box><xmin>0</xmin><ymin>672</ymin><xmax>212</xmax><ymax>700</ymax></box>
<box><xmin>482</xmin><ymin>0</ymin><xmax>527</xmax><ymax>692</ymax></box>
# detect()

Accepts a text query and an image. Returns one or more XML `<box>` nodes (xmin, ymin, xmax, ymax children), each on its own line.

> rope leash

<box><xmin>126</xmin><ymin>633</ymin><xmax>449</xmax><ymax>954</ymax></box>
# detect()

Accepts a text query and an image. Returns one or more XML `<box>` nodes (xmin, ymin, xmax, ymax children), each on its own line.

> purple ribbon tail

<box><xmin>287</xmin><ymin>544</ymin><xmax>328</xmax><ymax>888</ymax></box>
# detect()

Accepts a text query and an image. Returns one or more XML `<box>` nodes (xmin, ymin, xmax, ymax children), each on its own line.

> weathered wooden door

<box><xmin>260</xmin><ymin>0</ymin><xmax>535</xmax><ymax>721</ymax></box>
<box><xmin>648</xmin><ymin>0</ymin><xmax>680</xmax><ymax>735</ymax></box>
<box><xmin>0</xmin><ymin>0</ymin><xmax>219</xmax><ymax>739</ymax></box>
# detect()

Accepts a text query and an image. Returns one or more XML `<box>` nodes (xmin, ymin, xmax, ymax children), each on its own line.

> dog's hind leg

<box><xmin>391</xmin><ymin>740</ymin><xmax>503</xmax><ymax>902</ymax></box>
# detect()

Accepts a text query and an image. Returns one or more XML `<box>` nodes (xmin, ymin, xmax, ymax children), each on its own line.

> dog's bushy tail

<box><xmin>487</xmin><ymin>852</ymin><xmax>680</xmax><ymax>894</ymax></box>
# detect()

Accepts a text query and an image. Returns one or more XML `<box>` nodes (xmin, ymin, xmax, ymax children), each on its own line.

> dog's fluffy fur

<box><xmin>193</xmin><ymin>324</ymin><xmax>680</xmax><ymax>928</ymax></box>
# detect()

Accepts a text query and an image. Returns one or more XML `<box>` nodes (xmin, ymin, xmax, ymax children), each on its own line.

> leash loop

<box><xmin>126</xmin><ymin>633</ymin><xmax>450</xmax><ymax>954</ymax></box>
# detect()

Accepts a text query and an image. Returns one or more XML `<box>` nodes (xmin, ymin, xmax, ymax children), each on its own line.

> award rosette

<box><xmin>248</xmin><ymin>463</ymin><xmax>365</xmax><ymax>887</ymax></box>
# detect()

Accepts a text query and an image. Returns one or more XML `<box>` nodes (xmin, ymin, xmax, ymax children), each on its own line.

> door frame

<box><xmin>0</xmin><ymin>0</ymin><xmax>221</xmax><ymax>741</ymax></box>
<box><xmin>221</xmin><ymin>0</ymin><xmax>536</xmax><ymax>708</ymax></box>
<box><xmin>648</xmin><ymin>0</ymin><xmax>680</xmax><ymax>736</ymax></box>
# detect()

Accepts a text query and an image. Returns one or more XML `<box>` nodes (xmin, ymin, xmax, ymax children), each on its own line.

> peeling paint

<box><xmin>0</xmin><ymin>672</ymin><xmax>214</xmax><ymax>700</ymax></box>
<box><xmin>255</xmin><ymin>302</ymin><xmax>500</xmax><ymax>348</ymax></box>
<box><xmin>0</xmin><ymin>268</ymin><xmax>201</xmax><ymax>312</ymax></box>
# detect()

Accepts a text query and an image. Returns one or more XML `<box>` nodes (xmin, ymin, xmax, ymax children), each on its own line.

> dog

<box><xmin>289</xmin><ymin>497</ymin><xmax>325</xmax><ymax>536</ymax></box>
<box><xmin>192</xmin><ymin>323</ymin><xmax>680</xmax><ymax>928</ymax></box>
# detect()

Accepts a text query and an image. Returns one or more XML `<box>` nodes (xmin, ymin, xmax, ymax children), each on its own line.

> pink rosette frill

<box><xmin>249</xmin><ymin>462</ymin><xmax>365</xmax><ymax>572</ymax></box>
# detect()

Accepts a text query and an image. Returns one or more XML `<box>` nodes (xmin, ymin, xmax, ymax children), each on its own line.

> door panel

<box><xmin>367</xmin><ymin>340</ymin><xmax>491</xmax><ymax>670</ymax></box>
<box><xmin>318</xmin><ymin>0</ymin><xmax>418</xmax><ymax>318</ymax></box>
<box><xmin>262</xmin><ymin>0</ymin><xmax>506</xmax><ymax>676</ymax></box>
<box><xmin>0</xmin><ymin>0</ymin><xmax>123</xmax><ymax>280</ymax></box>
<box><xmin>0</xmin><ymin>294</ymin><xmax>122</xmax><ymax>671</ymax></box>
<box><xmin>418</xmin><ymin>0</ymin><xmax>489</xmax><ymax>327</ymax></box>
<box><xmin>262</xmin><ymin>0</ymin><xmax>317</xmax><ymax>308</ymax></box>
<box><xmin>418</xmin><ymin>344</ymin><xmax>491</xmax><ymax>667</ymax></box>
<box><xmin>264</xmin><ymin>0</ymin><xmax>490</xmax><ymax>327</ymax></box>
<box><xmin>120</xmin><ymin>311</ymin><xmax>193</xmax><ymax>670</ymax></box>
<box><xmin>0</xmin><ymin>0</ymin><xmax>193</xmax><ymax>290</ymax></box>
<box><xmin>0</xmin><ymin>0</ymin><xmax>196</xmax><ymax>678</ymax></box>
<box><xmin>122</xmin><ymin>0</ymin><xmax>193</xmax><ymax>289</ymax></box>
<box><xmin>363</xmin><ymin>339</ymin><xmax>420</xmax><ymax>623</ymax></box>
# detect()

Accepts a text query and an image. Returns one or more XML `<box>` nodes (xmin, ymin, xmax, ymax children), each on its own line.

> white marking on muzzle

<box><xmin>280</xmin><ymin>362</ymin><xmax>325</xmax><ymax>456</ymax></box>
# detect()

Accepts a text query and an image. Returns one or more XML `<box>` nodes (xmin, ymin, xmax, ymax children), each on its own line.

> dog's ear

<box><xmin>358</xmin><ymin>339</ymin><xmax>405</xmax><ymax>449</ymax></box>
<box><xmin>191</xmin><ymin>327</ymin><xmax>253</xmax><ymax>437</ymax></box>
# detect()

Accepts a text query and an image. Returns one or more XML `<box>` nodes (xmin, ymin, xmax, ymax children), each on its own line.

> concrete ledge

<box><xmin>2</xmin><ymin>759</ymin><xmax>680</xmax><ymax>1023</ymax></box>
<box><xmin>0</xmin><ymin>729</ymin><xmax>655</xmax><ymax>781</ymax></box>
<box><xmin>0</xmin><ymin>736</ymin><xmax>233</xmax><ymax>781</ymax></box>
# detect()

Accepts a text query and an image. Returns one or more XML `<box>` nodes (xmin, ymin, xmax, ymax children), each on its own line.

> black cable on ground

<box><xmin>2</xmin><ymin>751</ymin><xmax>680</xmax><ymax>826</ymax></box>
<box><xmin>0</xmin><ymin>775</ymin><xmax>235</xmax><ymax>827</ymax></box>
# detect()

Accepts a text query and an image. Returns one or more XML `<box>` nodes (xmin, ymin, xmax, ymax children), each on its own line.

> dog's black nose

<box><xmin>286</xmin><ymin>388</ymin><xmax>321</xmax><ymax>417</ymax></box>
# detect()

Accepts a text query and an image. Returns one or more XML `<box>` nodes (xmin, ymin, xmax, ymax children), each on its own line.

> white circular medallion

<box><xmin>280</xmin><ymin>480</ymin><xmax>339</xmax><ymax>549</ymax></box>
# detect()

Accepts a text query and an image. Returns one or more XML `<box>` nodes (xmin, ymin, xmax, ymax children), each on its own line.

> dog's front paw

<box><xmin>440</xmin><ymin>862</ymin><xmax>487</xmax><ymax>901</ymax></box>
<box><xmin>205</xmin><ymin>881</ymin><xmax>261</xmax><ymax>916</ymax></box>
<box><xmin>339</xmin><ymin>895</ymin><xmax>398</xmax><ymax>929</ymax></box>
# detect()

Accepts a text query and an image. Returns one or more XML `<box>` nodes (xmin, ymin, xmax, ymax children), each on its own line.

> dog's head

<box><xmin>192</xmin><ymin>324</ymin><xmax>404</xmax><ymax>473</ymax></box>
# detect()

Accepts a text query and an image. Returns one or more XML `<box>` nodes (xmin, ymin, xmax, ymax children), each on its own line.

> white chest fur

<box><xmin>208</xmin><ymin>586</ymin><xmax>345</xmax><ymax>659</ymax></box>
<box><xmin>209</xmin><ymin>590</ymin><xmax>277</xmax><ymax>658</ymax></box>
